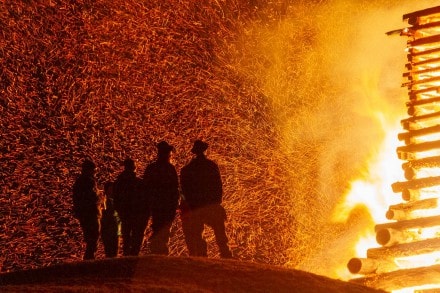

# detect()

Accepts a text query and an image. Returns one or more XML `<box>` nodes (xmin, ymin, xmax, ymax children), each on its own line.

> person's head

<box><xmin>191</xmin><ymin>140</ymin><xmax>208</xmax><ymax>156</ymax></box>
<box><xmin>81</xmin><ymin>159</ymin><xmax>96</xmax><ymax>175</ymax></box>
<box><xmin>157</xmin><ymin>141</ymin><xmax>174</xmax><ymax>159</ymax></box>
<box><xmin>123</xmin><ymin>158</ymin><xmax>135</xmax><ymax>172</ymax></box>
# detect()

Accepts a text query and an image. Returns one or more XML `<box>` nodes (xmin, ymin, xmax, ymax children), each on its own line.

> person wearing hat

<box><xmin>72</xmin><ymin>159</ymin><xmax>101</xmax><ymax>260</ymax></box>
<box><xmin>180</xmin><ymin>140</ymin><xmax>232</xmax><ymax>258</ymax></box>
<box><xmin>143</xmin><ymin>141</ymin><xmax>179</xmax><ymax>255</ymax></box>
<box><xmin>113</xmin><ymin>158</ymin><xmax>147</xmax><ymax>256</ymax></box>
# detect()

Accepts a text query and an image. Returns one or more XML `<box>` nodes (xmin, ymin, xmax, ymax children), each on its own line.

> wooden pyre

<box><xmin>348</xmin><ymin>6</ymin><xmax>440</xmax><ymax>293</ymax></box>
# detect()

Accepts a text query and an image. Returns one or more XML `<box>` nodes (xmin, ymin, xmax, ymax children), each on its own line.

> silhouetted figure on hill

<box><xmin>180</xmin><ymin>140</ymin><xmax>232</xmax><ymax>258</ymax></box>
<box><xmin>143</xmin><ymin>141</ymin><xmax>179</xmax><ymax>255</ymax></box>
<box><xmin>72</xmin><ymin>159</ymin><xmax>101</xmax><ymax>260</ymax></box>
<box><xmin>101</xmin><ymin>181</ymin><xmax>120</xmax><ymax>258</ymax></box>
<box><xmin>113</xmin><ymin>158</ymin><xmax>148</xmax><ymax>256</ymax></box>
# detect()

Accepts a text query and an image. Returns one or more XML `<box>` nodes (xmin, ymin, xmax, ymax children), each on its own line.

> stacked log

<box><xmin>348</xmin><ymin>6</ymin><xmax>440</xmax><ymax>292</ymax></box>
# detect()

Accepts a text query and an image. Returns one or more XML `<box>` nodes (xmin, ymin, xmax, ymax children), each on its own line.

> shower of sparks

<box><xmin>0</xmin><ymin>0</ymin><xmax>297</xmax><ymax>272</ymax></box>
<box><xmin>1</xmin><ymin>0</ymin><xmax>435</xmax><ymax>280</ymax></box>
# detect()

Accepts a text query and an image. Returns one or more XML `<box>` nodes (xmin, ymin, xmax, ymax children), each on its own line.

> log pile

<box><xmin>349</xmin><ymin>6</ymin><xmax>440</xmax><ymax>292</ymax></box>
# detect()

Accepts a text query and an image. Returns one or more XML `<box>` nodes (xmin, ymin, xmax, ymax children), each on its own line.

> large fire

<box><xmin>341</xmin><ymin>5</ymin><xmax>440</xmax><ymax>292</ymax></box>
<box><xmin>3</xmin><ymin>1</ymin><xmax>440</xmax><ymax>291</ymax></box>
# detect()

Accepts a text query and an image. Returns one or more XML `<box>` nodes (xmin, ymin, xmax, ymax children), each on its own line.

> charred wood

<box><xmin>401</xmin><ymin>111</ymin><xmax>440</xmax><ymax>130</ymax></box>
<box><xmin>403</xmin><ymin>76</ymin><xmax>440</xmax><ymax>88</ymax></box>
<box><xmin>375</xmin><ymin>215</ymin><xmax>440</xmax><ymax>232</ymax></box>
<box><xmin>351</xmin><ymin>263</ymin><xmax>440</xmax><ymax>292</ymax></box>
<box><xmin>398</xmin><ymin>125</ymin><xmax>440</xmax><ymax>142</ymax></box>
<box><xmin>402</xmin><ymin>189</ymin><xmax>420</xmax><ymax>201</ymax></box>
<box><xmin>376</xmin><ymin>228</ymin><xmax>415</xmax><ymax>246</ymax></box>
<box><xmin>402</xmin><ymin>156</ymin><xmax>440</xmax><ymax>170</ymax></box>
<box><xmin>367</xmin><ymin>237</ymin><xmax>440</xmax><ymax>260</ymax></box>
<box><xmin>388</xmin><ymin>198</ymin><xmax>438</xmax><ymax>215</ymax></box>
<box><xmin>391</xmin><ymin>176</ymin><xmax>440</xmax><ymax>193</ymax></box>
<box><xmin>347</xmin><ymin>257</ymin><xmax>397</xmax><ymax>275</ymax></box>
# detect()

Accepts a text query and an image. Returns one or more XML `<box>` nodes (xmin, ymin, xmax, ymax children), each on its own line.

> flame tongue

<box><xmin>342</xmin><ymin>5</ymin><xmax>440</xmax><ymax>292</ymax></box>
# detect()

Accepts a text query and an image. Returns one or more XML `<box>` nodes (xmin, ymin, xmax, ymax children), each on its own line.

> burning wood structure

<box><xmin>348</xmin><ymin>6</ymin><xmax>440</xmax><ymax>293</ymax></box>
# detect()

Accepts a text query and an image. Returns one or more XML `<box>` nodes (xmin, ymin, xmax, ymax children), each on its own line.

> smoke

<box><xmin>229</xmin><ymin>0</ymin><xmax>440</xmax><ymax>277</ymax></box>
<box><xmin>1</xmin><ymin>0</ymin><xmax>439</xmax><ymax>278</ymax></box>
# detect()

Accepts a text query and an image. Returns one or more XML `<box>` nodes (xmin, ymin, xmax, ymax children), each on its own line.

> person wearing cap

<box><xmin>143</xmin><ymin>141</ymin><xmax>179</xmax><ymax>255</ymax></box>
<box><xmin>72</xmin><ymin>159</ymin><xmax>101</xmax><ymax>260</ymax></box>
<box><xmin>180</xmin><ymin>140</ymin><xmax>232</xmax><ymax>258</ymax></box>
<box><xmin>113</xmin><ymin>158</ymin><xmax>148</xmax><ymax>256</ymax></box>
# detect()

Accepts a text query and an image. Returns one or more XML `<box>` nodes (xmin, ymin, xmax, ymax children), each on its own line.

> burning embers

<box><xmin>348</xmin><ymin>6</ymin><xmax>440</xmax><ymax>293</ymax></box>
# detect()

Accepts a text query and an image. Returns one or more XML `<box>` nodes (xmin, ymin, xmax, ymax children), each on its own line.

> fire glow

<box><xmin>342</xmin><ymin>6</ymin><xmax>440</xmax><ymax>292</ymax></box>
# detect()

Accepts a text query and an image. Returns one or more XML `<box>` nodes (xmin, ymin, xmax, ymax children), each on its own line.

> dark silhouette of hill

<box><xmin>0</xmin><ymin>256</ymin><xmax>385</xmax><ymax>292</ymax></box>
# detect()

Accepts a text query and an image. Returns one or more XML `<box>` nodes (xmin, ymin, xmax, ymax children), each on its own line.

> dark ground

<box><xmin>0</xmin><ymin>255</ymin><xmax>386</xmax><ymax>292</ymax></box>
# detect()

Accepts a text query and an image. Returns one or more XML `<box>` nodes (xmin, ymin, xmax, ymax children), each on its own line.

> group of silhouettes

<box><xmin>72</xmin><ymin>140</ymin><xmax>233</xmax><ymax>260</ymax></box>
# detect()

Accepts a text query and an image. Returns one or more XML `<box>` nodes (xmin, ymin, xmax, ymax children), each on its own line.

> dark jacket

<box><xmin>72</xmin><ymin>174</ymin><xmax>100</xmax><ymax>219</ymax></box>
<box><xmin>113</xmin><ymin>170</ymin><xmax>146</xmax><ymax>220</ymax></box>
<box><xmin>180</xmin><ymin>155</ymin><xmax>223</xmax><ymax>209</ymax></box>
<box><xmin>143</xmin><ymin>158</ymin><xmax>179</xmax><ymax>213</ymax></box>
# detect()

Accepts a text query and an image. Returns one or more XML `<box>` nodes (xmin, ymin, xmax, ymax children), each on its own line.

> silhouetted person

<box><xmin>180</xmin><ymin>140</ymin><xmax>232</xmax><ymax>258</ymax></box>
<box><xmin>101</xmin><ymin>181</ymin><xmax>119</xmax><ymax>258</ymax></box>
<box><xmin>143</xmin><ymin>141</ymin><xmax>179</xmax><ymax>255</ymax></box>
<box><xmin>113</xmin><ymin>158</ymin><xmax>148</xmax><ymax>256</ymax></box>
<box><xmin>72</xmin><ymin>159</ymin><xmax>101</xmax><ymax>260</ymax></box>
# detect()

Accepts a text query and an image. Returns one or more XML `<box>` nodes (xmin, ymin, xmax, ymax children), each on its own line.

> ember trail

<box><xmin>347</xmin><ymin>5</ymin><xmax>440</xmax><ymax>293</ymax></box>
<box><xmin>1</xmin><ymin>0</ymin><xmax>436</xmax><ymax>286</ymax></box>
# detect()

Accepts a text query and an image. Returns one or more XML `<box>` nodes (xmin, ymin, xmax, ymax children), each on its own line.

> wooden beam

<box><xmin>391</xmin><ymin>177</ymin><xmax>440</xmax><ymax>193</ymax></box>
<box><xmin>398</xmin><ymin>125</ymin><xmax>440</xmax><ymax>142</ymax></box>
<box><xmin>402</xmin><ymin>156</ymin><xmax>440</xmax><ymax>170</ymax></box>
<box><xmin>404</xmin><ymin>6</ymin><xmax>440</xmax><ymax>21</ymax></box>
<box><xmin>388</xmin><ymin>198</ymin><xmax>438</xmax><ymax>214</ymax></box>
<box><xmin>347</xmin><ymin>257</ymin><xmax>397</xmax><ymax>274</ymax></box>
<box><xmin>376</xmin><ymin>228</ymin><xmax>415</xmax><ymax>247</ymax></box>
<box><xmin>401</xmin><ymin>111</ymin><xmax>440</xmax><ymax>130</ymax></box>
<box><xmin>402</xmin><ymin>189</ymin><xmax>420</xmax><ymax>201</ymax></box>
<box><xmin>351</xmin><ymin>264</ymin><xmax>440</xmax><ymax>291</ymax></box>
<box><xmin>375</xmin><ymin>215</ymin><xmax>440</xmax><ymax>232</ymax></box>
<box><xmin>367</xmin><ymin>237</ymin><xmax>440</xmax><ymax>260</ymax></box>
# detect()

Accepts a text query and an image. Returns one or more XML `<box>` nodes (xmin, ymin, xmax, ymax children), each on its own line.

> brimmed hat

<box><xmin>191</xmin><ymin>140</ymin><xmax>208</xmax><ymax>154</ymax></box>
<box><xmin>157</xmin><ymin>141</ymin><xmax>174</xmax><ymax>154</ymax></box>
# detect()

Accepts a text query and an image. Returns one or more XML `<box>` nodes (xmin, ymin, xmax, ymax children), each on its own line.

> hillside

<box><xmin>0</xmin><ymin>256</ymin><xmax>385</xmax><ymax>292</ymax></box>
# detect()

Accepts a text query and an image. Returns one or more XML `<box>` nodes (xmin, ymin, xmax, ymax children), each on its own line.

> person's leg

<box><xmin>205</xmin><ymin>205</ymin><xmax>232</xmax><ymax>258</ymax></box>
<box><xmin>120</xmin><ymin>219</ymin><xmax>132</xmax><ymax>256</ymax></box>
<box><xmin>149</xmin><ymin>219</ymin><xmax>171</xmax><ymax>255</ymax></box>
<box><xmin>81</xmin><ymin>217</ymin><xmax>100</xmax><ymax>260</ymax></box>
<box><xmin>130</xmin><ymin>216</ymin><xmax>149</xmax><ymax>256</ymax></box>
<box><xmin>182</xmin><ymin>210</ymin><xmax>205</xmax><ymax>256</ymax></box>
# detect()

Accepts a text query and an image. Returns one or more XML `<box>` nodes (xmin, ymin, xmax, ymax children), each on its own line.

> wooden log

<box><xmin>403</xmin><ymin>76</ymin><xmax>440</xmax><ymax>88</ymax></box>
<box><xmin>398</xmin><ymin>125</ymin><xmax>440</xmax><ymax>142</ymax></box>
<box><xmin>406</xmin><ymin>96</ymin><xmax>440</xmax><ymax>107</ymax></box>
<box><xmin>415</xmin><ymin>289</ymin><xmax>440</xmax><ymax>293</ymax></box>
<box><xmin>397</xmin><ymin>140</ymin><xmax>440</xmax><ymax>158</ymax></box>
<box><xmin>375</xmin><ymin>215</ymin><xmax>440</xmax><ymax>232</ymax></box>
<box><xmin>402</xmin><ymin>189</ymin><xmax>421</xmax><ymax>201</ymax></box>
<box><xmin>409</xmin><ymin>85</ymin><xmax>440</xmax><ymax>96</ymax></box>
<box><xmin>403</xmin><ymin>6</ymin><xmax>440</xmax><ymax>22</ymax></box>
<box><xmin>347</xmin><ymin>257</ymin><xmax>397</xmax><ymax>274</ymax></box>
<box><xmin>347</xmin><ymin>258</ymin><xmax>378</xmax><ymax>274</ymax></box>
<box><xmin>367</xmin><ymin>237</ymin><xmax>440</xmax><ymax>260</ymax></box>
<box><xmin>350</xmin><ymin>263</ymin><xmax>440</xmax><ymax>291</ymax></box>
<box><xmin>376</xmin><ymin>228</ymin><xmax>414</xmax><ymax>246</ymax></box>
<box><xmin>391</xmin><ymin>176</ymin><xmax>440</xmax><ymax>193</ymax></box>
<box><xmin>385</xmin><ymin>198</ymin><xmax>438</xmax><ymax>221</ymax></box>
<box><xmin>401</xmin><ymin>111</ymin><xmax>440</xmax><ymax>130</ymax></box>
<box><xmin>388</xmin><ymin>198</ymin><xmax>438</xmax><ymax>214</ymax></box>
<box><xmin>385</xmin><ymin>209</ymin><xmax>408</xmax><ymax>221</ymax></box>
<box><xmin>402</xmin><ymin>156</ymin><xmax>440</xmax><ymax>170</ymax></box>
